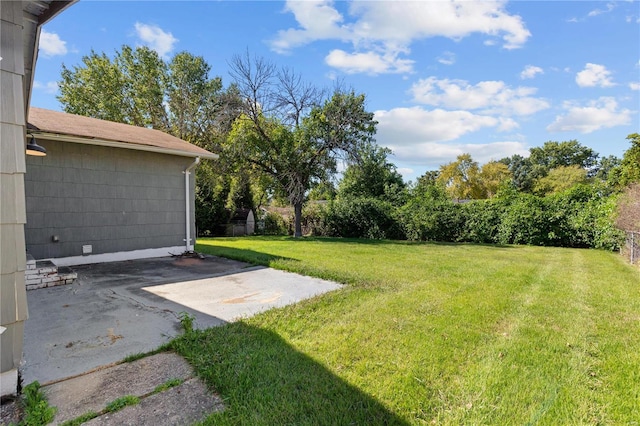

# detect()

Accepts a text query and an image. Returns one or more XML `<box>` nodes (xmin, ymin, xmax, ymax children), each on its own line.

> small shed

<box><xmin>226</xmin><ymin>209</ymin><xmax>255</xmax><ymax>236</ymax></box>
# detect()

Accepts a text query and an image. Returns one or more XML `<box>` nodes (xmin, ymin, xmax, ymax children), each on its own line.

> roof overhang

<box><xmin>31</xmin><ymin>131</ymin><xmax>220</xmax><ymax>160</ymax></box>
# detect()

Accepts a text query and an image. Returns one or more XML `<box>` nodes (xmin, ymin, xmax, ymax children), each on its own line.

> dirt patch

<box><xmin>0</xmin><ymin>397</ymin><xmax>23</xmax><ymax>425</ymax></box>
<box><xmin>172</xmin><ymin>257</ymin><xmax>204</xmax><ymax>267</ymax></box>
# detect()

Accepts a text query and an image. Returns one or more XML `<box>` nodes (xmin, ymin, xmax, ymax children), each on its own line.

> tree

<box><xmin>437</xmin><ymin>153</ymin><xmax>484</xmax><ymax>200</ymax></box>
<box><xmin>529</xmin><ymin>140</ymin><xmax>598</xmax><ymax>171</ymax></box>
<box><xmin>226</xmin><ymin>53</ymin><xmax>377</xmax><ymax>237</ymax></box>
<box><xmin>480</xmin><ymin>161</ymin><xmax>512</xmax><ymax>198</ymax></box>
<box><xmin>500</xmin><ymin>154</ymin><xmax>536</xmax><ymax>192</ymax></box>
<box><xmin>593</xmin><ymin>155</ymin><xmax>621</xmax><ymax>183</ymax></box>
<box><xmin>532</xmin><ymin>165</ymin><xmax>588</xmax><ymax>195</ymax></box>
<box><xmin>614</xmin><ymin>133</ymin><xmax>640</xmax><ymax>187</ymax></box>
<box><xmin>58</xmin><ymin>45</ymin><xmax>243</xmax><ymax>235</ymax></box>
<box><xmin>58</xmin><ymin>45</ymin><xmax>238</xmax><ymax>150</ymax></box>
<box><xmin>338</xmin><ymin>143</ymin><xmax>405</xmax><ymax>204</ymax></box>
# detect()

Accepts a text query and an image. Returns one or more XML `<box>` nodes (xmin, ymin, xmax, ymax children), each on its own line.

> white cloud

<box><xmin>375</xmin><ymin>107</ymin><xmax>502</xmax><ymax>146</ymax></box>
<box><xmin>33</xmin><ymin>80</ymin><xmax>59</xmax><ymax>94</ymax></box>
<box><xmin>575</xmin><ymin>63</ymin><xmax>615</xmax><ymax>87</ymax></box>
<box><xmin>388</xmin><ymin>141</ymin><xmax>529</xmax><ymax>169</ymax></box>
<box><xmin>588</xmin><ymin>2</ymin><xmax>616</xmax><ymax>17</ymax></box>
<box><xmin>437</xmin><ymin>51</ymin><xmax>456</xmax><ymax>66</ymax></box>
<box><xmin>270</xmin><ymin>0</ymin><xmax>530</xmax><ymax>74</ymax></box>
<box><xmin>396</xmin><ymin>167</ymin><xmax>415</xmax><ymax>178</ymax></box>
<box><xmin>546</xmin><ymin>97</ymin><xmax>633</xmax><ymax>133</ymax></box>
<box><xmin>630</xmin><ymin>82</ymin><xmax>640</xmax><ymax>91</ymax></box>
<box><xmin>39</xmin><ymin>30</ymin><xmax>67</xmax><ymax>57</ymax></box>
<box><xmin>325</xmin><ymin>49</ymin><xmax>413</xmax><ymax>75</ymax></box>
<box><xmin>410</xmin><ymin>77</ymin><xmax>550</xmax><ymax>116</ymax></box>
<box><xmin>520</xmin><ymin>65</ymin><xmax>544</xmax><ymax>80</ymax></box>
<box><xmin>134</xmin><ymin>22</ymin><xmax>178</xmax><ymax>58</ymax></box>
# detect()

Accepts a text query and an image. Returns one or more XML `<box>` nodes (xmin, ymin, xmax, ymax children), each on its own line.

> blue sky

<box><xmin>33</xmin><ymin>0</ymin><xmax>640</xmax><ymax>181</ymax></box>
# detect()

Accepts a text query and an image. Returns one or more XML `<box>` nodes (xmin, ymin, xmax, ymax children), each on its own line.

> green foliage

<box><xmin>529</xmin><ymin>140</ymin><xmax>598</xmax><ymax>170</ymax></box>
<box><xmin>59</xmin><ymin>45</ymin><xmax>242</xmax><ymax>236</ymax></box>
<box><xmin>321</xmin><ymin>197</ymin><xmax>403</xmax><ymax>240</ymax></box>
<box><xmin>60</xmin><ymin>412</ymin><xmax>99</xmax><ymax>426</ymax></box>
<box><xmin>19</xmin><ymin>381</ymin><xmax>56</xmax><ymax>426</ymax></box>
<box><xmin>338</xmin><ymin>143</ymin><xmax>405</xmax><ymax>204</ymax></box>
<box><xmin>260</xmin><ymin>211</ymin><xmax>291</xmax><ymax>236</ymax></box>
<box><xmin>612</xmin><ymin>133</ymin><xmax>640</xmax><ymax>187</ymax></box>
<box><xmin>178</xmin><ymin>311</ymin><xmax>196</xmax><ymax>334</ymax></box>
<box><xmin>533</xmin><ymin>165</ymin><xmax>588</xmax><ymax>196</ymax></box>
<box><xmin>104</xmin><ymin>395</ymin><xmax>139</xmax><ymax>413</ymax></box>
<box><xmin>496</xmin><ymin>194</ymin><xmax>549</xmax><ymax>245</ymax></box>
<box><xmin>226</xmin><ymin>53</ymin><xmax>378</xmax><ymax>237</ymax></box>
<box><xmin>437</xmin><ymin>153</ymin><xmax>484</xmax><ymax>200</ymax></box>
<box><xmin>399</xmin><ymin>184</ymin><xmax>464</xmax><ymax>241</ymax></box>
<box><xmin>152</xmin><ymin>378</ymin><xmax>184</xmax><ymax>395</ymax></box>
<box><xmin>459</xmin><ymin>199</ymin><xmax>505</xmax><ymax>244</ymax></box>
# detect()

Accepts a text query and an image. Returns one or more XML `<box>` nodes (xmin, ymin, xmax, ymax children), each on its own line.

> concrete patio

<box><xmin>21</xmin><ymin>254</ymin><xmax>342</xmax><ymax>385</ymax></box>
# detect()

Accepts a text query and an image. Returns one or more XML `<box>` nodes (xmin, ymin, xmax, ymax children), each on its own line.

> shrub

<box><xmin>460</xmin><ymin>200</ymin><xmax>505</xmax><ymax>244</ymax></box>
<box><xmin>399</xmin><ymin>199</ymin><xmax>463</xmax><ymax>242</ymax></box>
<box><xmin>496</xmin><ymin>194</ymin><xmax>549</xmax><ymax>245</ymax></box>
<box><xmin>260</xmin><ymin>211</ymin><xmax>290</xmax><ymax>235</ymax></box>
<box><xmin>321</xmin><ymin>197</ymin><xmax>404</xmax><ymax>240</ymax></box>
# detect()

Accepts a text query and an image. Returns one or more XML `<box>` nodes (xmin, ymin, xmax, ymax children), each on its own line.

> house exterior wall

<box><xmin>25</xmin><ymin>139</ymin><xmax>196</xmax><ymax>260</ymax></box>
<box><xmin>0</xmin><ymin>0</ymin><xmax>29</xmax><ymax>396</ymax></box>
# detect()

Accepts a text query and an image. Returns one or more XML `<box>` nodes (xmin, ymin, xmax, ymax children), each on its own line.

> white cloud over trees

<box><xmin>546</xmin><ymin>97</ymin><xmax>632</xmax><ymax>133</ymax></box>
<box><xmin>270</xmin><ymin>0</ymin><xmax>530</xmax><ymax>74</ymax></box>
<box><xmin>134</xmin><ymin>22</ymin><xmax>177</xmax><ymax>58</ymax></box>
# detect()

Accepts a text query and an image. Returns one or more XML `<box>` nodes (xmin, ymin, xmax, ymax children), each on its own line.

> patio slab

<box><xmin>22</xmin><ymin>255</ymin><xmax>341</xmax><ymax>385</ymax></box>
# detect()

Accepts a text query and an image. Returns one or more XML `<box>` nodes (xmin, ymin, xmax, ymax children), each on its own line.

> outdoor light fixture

<box><xmin>26</xmin><ymin>135</ymin><xmax>46</xmax><ymax>156</ymax></box>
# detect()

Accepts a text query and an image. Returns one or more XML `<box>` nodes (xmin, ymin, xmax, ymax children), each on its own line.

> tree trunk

<box><xmin>294</xmin><ymin>201</ymin><xmax>303</xmax><ymax>238</ymax></box>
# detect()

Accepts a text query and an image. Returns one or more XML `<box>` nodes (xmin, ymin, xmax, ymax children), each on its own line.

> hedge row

<box><xmin>306</xmin><ymin>184</ymin><xmax>624</xmax><ymax>250</ymax></box>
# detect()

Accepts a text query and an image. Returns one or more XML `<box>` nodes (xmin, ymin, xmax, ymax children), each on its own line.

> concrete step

<box><xmin>43</xmin><ymin>352</ymin><xmax>223</xmax><ymax>425</ymax></box>
<box><xmin>25</xmin><ymin>259</ymin><xmax>77</xmax><ymax>290</ymax></box>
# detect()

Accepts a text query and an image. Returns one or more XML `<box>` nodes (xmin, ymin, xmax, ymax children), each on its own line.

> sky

<box><xmin>32</xmin><ymin>0</ymin><xmax>640</xmax><ymax>181</ymax></box>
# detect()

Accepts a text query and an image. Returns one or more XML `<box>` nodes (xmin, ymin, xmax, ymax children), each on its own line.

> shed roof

<box><xmin>27</xmin><ymin>107</ymin><xmax>218</xmax><ymax>159</ymax></box>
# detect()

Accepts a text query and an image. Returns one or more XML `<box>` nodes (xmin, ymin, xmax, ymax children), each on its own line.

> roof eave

<box><xmin>32</xmin><ymin>131</ymin><xmax>219</xmax><ymax>160</ymax></box>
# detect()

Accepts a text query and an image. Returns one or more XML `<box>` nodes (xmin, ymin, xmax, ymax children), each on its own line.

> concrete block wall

<box><xmin>25</xmin><ymin>139</ymin><xmax>196</xmax><ymax>260</ymax></box>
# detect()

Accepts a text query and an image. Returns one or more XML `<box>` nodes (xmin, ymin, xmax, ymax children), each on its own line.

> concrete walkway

<box><xmin>16</xmin><ymin>255</ymin><xmax>342</xmax><ymax>425</ymax></box>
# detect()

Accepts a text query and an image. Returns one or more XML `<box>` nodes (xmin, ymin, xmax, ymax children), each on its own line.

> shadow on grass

<box><xmin>172</xmin><ymin>322</ymin><xmax>408</xmax><ymax>425</ymax></box>
<box><xmin>196</xmin><ymin>244</ymin><xmax>298</xmax><ymax>267</ymax></box>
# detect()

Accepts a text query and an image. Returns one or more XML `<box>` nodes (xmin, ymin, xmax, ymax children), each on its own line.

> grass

<box><xmin>16</xmin><ymin>381</ymin><xmax>56</xmax><ymax>426</ymax></box>
<box><xmin>172</xmin><ymin>236</ymin><xmax>640</xmax><ymax>425</ymax></box>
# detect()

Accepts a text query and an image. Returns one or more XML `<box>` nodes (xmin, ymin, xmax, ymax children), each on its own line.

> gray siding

<box><xmin>0</xmin><ymin>0</ymin><xmax>28</xmax><ymax>390</ymax></box>
<box><xmin>25</xmin><ymin>140</ymin><xmax>196</xmax><ymax>259</ymax></box>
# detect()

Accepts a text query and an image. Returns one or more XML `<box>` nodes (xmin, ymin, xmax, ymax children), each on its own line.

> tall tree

<box><xmin>532</xmin><ymin>165</ymin><xmax>588</xmax><ymax>195</ymax></box>
<box><xmin>338</xmin><ymin>143</ymin><xmax>405</xmax><ymax>203</ymax></box>
<box><xmin>58</xmin><ymin>45</ymin><xmax>243</xmax><ymax>235</ymax></box>
<box><xmin>529</xmin><ymin>140</ymin><xmax>598</xmax><ymax>171</ymax></box>
<box><xmin>437</xmin><ymin>153</ymin><xmax>484</xmax><ymax>200</ymax></box>
<box><xmin>614</xmin><ymin>133</ymin><xmax>640</xmax><ymax>187</ymax></box>
<box><xmin>58</xmin><ymin>45</ymin><xmax>237</xmax><ymax>150</ymax></box>
<box><xmin>226</xmin><ymin>53</ymin><xmax>376</xmax><ymax>237</ymax></box>
<box><xmin>480</xmin><ymin>161</ymin><xmax>512</xmax><ymax>198</ymax></box>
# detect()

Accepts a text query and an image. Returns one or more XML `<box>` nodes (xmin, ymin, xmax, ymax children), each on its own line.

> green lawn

<box><xmin>173</xmin><ymin>237</ymin><xmax>640</xmax><ymax>425</ymax></box>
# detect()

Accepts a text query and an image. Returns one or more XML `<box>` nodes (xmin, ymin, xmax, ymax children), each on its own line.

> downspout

<box><xmin>184</xmin><ymin>157</ymin><xmax>200</xmax><ymax>252</ymax></box>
